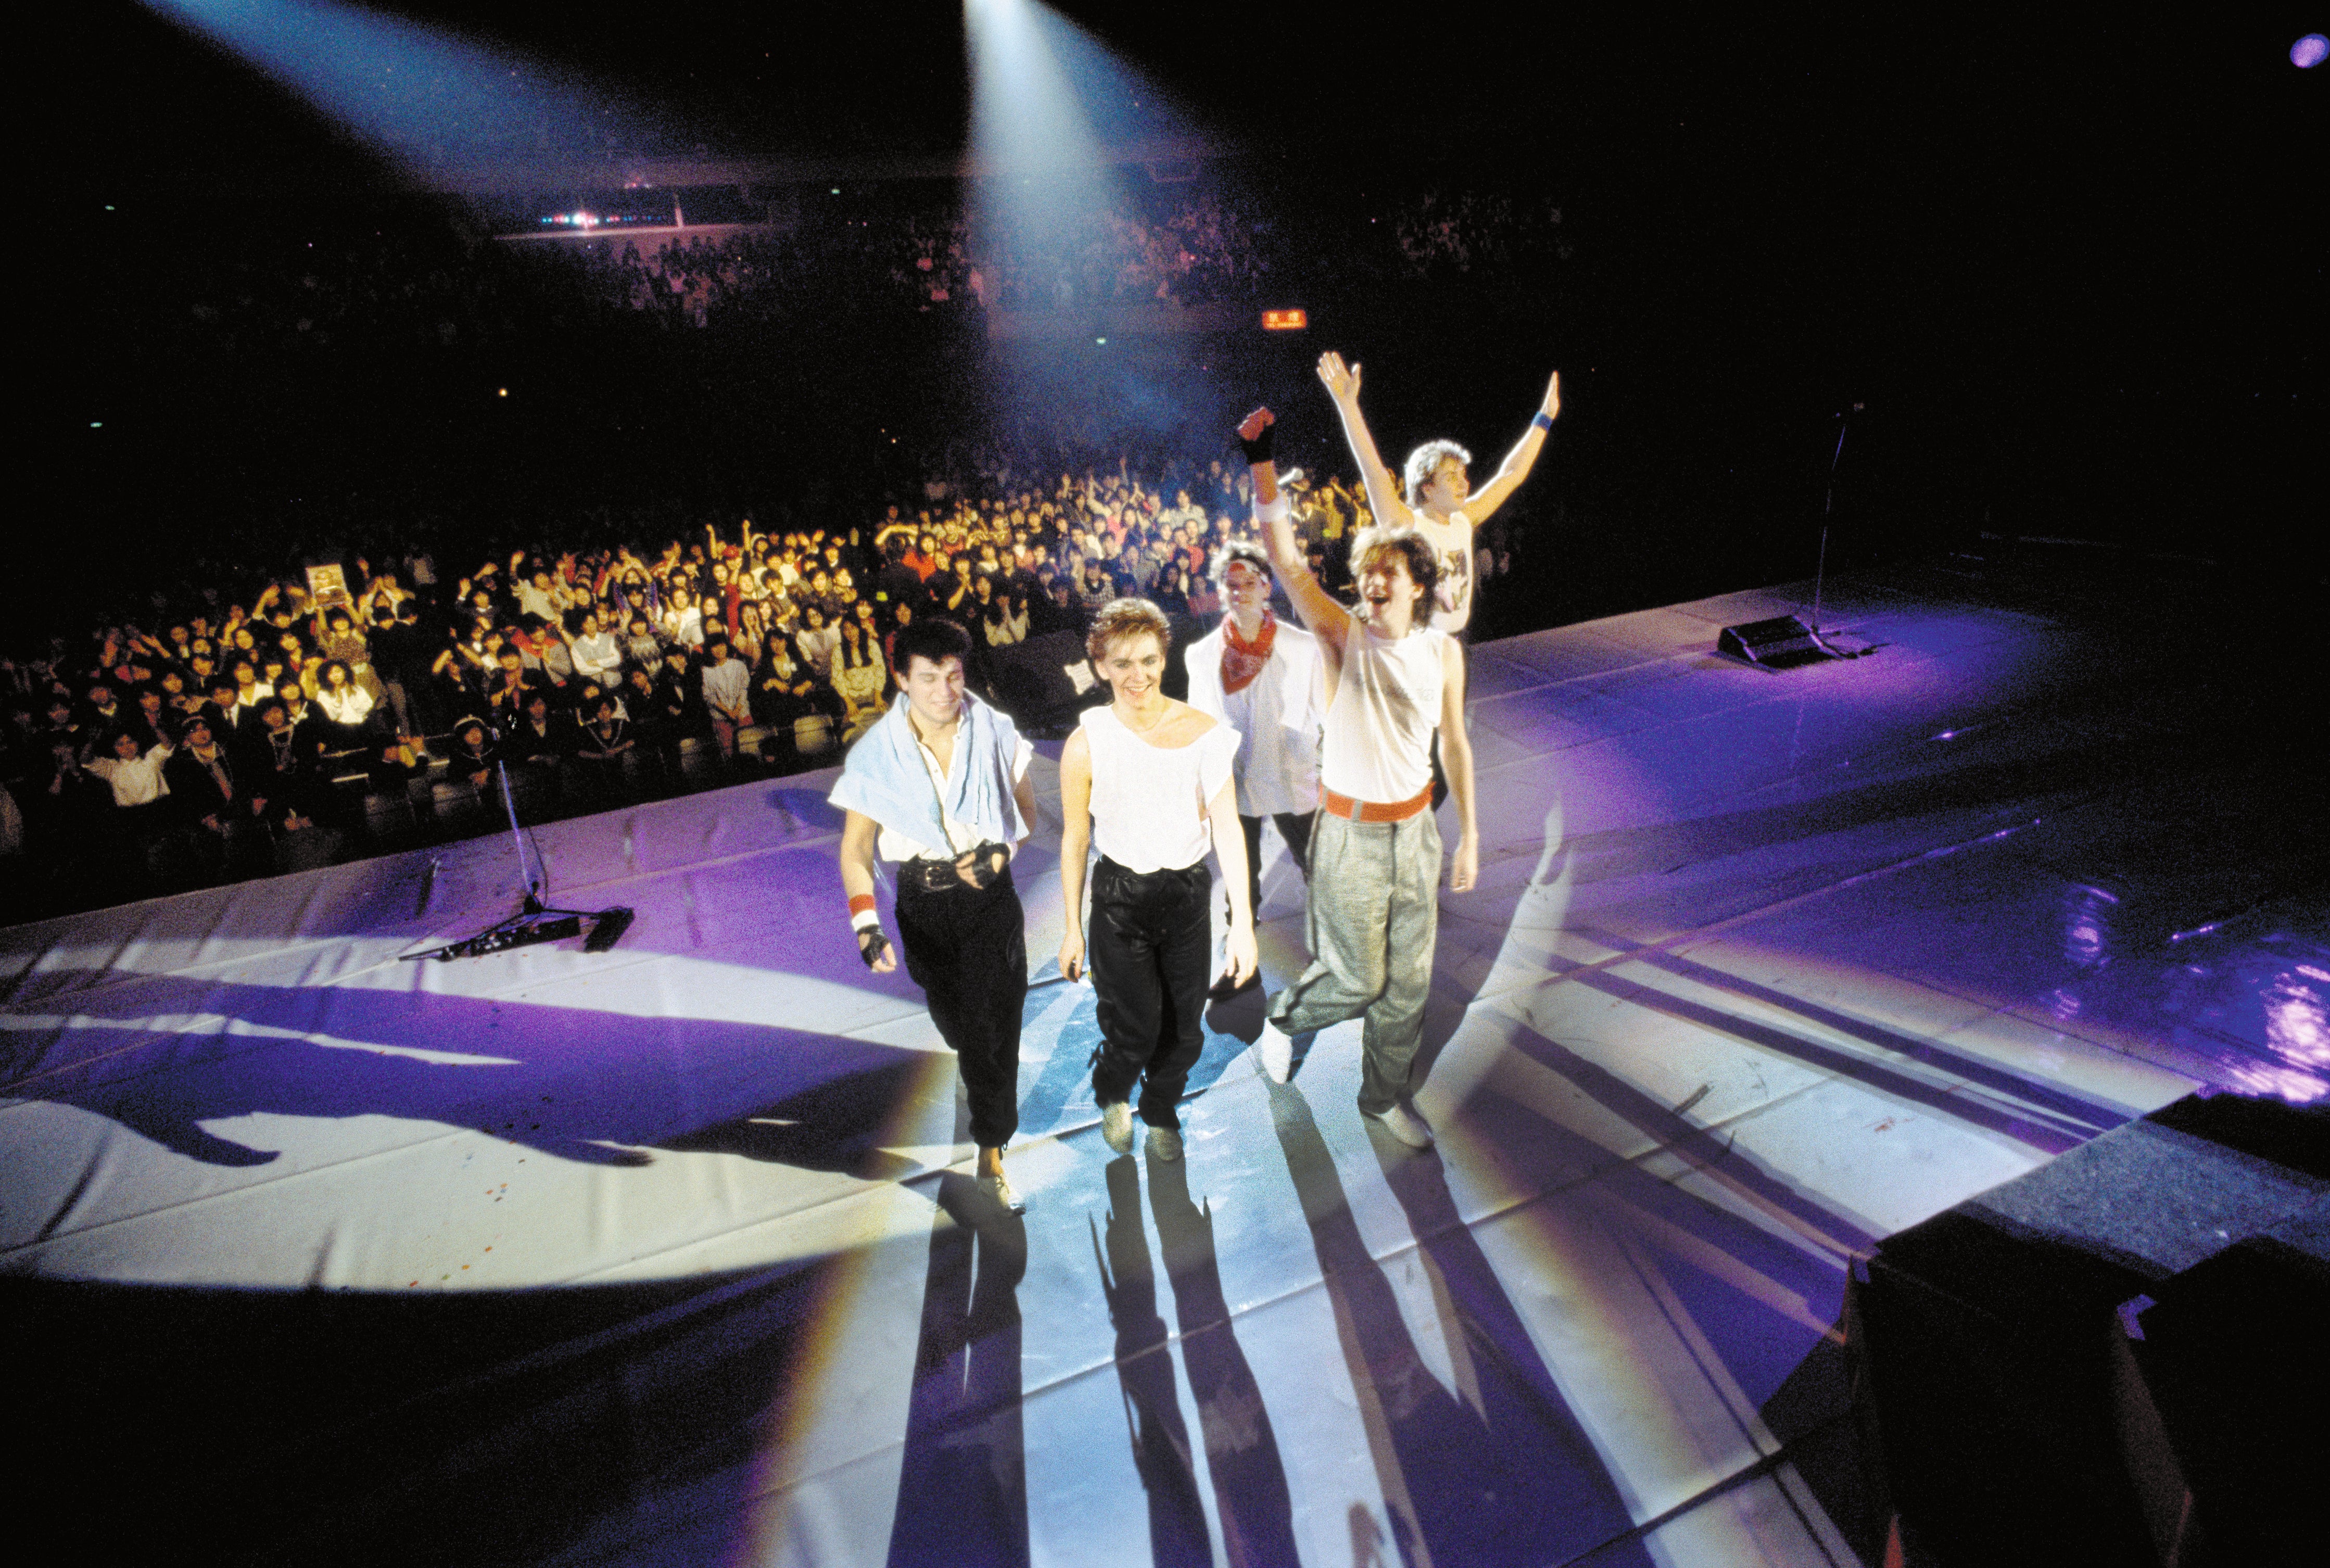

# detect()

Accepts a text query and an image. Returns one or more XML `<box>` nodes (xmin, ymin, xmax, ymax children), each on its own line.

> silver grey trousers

<box><xmin>1268</xmin><ymin>806</ymin><xmax>1441</xmax><ymax>1112</ymax></box>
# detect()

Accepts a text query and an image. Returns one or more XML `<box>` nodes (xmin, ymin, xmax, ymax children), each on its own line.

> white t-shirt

<box><xmin>1080</xmin><ymin>705</ymin><xmax>1238</xmax><ymax>874</ymax></box>
<box><xmin>1320</xmin><ymin>626</ymin><xmax>1446</xmax><ymax>803</ymax></box>
<box><xmin>1413</xmin><ymin>509</ymin><xmax>1476</xmax><ymax>635</ymax></box>
<box><xmin>87</xmin><ymin>744</ymin><xmax>174</xmax><ymax>807</ymax></box>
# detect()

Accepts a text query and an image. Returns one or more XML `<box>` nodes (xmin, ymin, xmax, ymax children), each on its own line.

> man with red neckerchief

<box><xmin>1183</xmin><ymin>538</ymin><xmax>1324</xmax><ymax>988</ymax></box>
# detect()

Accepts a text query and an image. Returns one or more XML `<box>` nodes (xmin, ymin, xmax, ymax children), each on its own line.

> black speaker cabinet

<box><xmin>1849</xmin><ymin>1095</ymin><xmax>2327</xmax><ymax>1566</ymax></box>
<box><xmin>1717</xmin><ymin>613</ymin><xmax>1833</xmax><ymax>669</ymax></box>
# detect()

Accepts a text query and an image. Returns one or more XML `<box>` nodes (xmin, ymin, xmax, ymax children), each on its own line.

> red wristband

<box><xmin>848</xmin><ymin>893</ymin><xmax>877</xmax><ymax>918</ymax></box>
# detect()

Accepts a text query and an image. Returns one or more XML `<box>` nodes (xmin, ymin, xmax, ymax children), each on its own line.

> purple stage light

<box><xmin>2294</xmin><ymin>33</ymin><xmax>2329</xmax><ymax>68</ymax></box>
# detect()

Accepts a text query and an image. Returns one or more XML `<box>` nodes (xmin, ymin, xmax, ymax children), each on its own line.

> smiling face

<box><xmin>903</xmin><ymin>654</ymin><xmax>966</xmax><ymax>731</ymax></box>
<box><xmin>1099</xmin><ymin>631</ymin><xmax>1167</xmax><ymax>708</ymax></box>
<box><xmin>1358</xmin><ymin>546</ymin><xmax>1428</xmax><ymax>631</ymax></box>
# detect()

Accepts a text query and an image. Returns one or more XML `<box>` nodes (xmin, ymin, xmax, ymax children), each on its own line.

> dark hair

<box><xmin>1353</xmin><ymin>526</ymin><xmax>1441</xmax><ymax>605</ymax></box>
<box><xmin>893</xmin><ymin>615</ymin><xmax>973</xmax><ymax>672</ymax></box>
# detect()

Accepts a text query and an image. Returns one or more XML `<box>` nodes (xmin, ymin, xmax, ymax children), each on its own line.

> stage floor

<box><xmin>7</xmin><ymin>556</ymin><xmax>2323</xmax><ymax>1566</ymax></box>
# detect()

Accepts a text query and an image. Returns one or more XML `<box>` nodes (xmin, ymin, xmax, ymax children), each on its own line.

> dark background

<box><xmin>43</xmin><ymin>3</ymin><xmax>2323</xmax><ymax>633</ymax></box>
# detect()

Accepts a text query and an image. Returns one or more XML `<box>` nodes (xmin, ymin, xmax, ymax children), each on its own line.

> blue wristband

<box><xmin>1531</xmin><ymin>411</ymin><xmax>1554</xmax><ymax>433</ymax></box>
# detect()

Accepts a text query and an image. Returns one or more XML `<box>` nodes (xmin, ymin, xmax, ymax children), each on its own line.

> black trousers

<box><xmin>1089</xmin><ymin>856</ymin><xmax>1212</xmax><ymax>1130</ymax></box>
<box><xmin>1237</xmin><ymin>810</ymin><xmax>1316</xmax><ymax>919</ymax></box>
<box><xmin>896</xmin><ymin>863</ymin><xmax>1028</xmax><ymax>1149</ymax></box>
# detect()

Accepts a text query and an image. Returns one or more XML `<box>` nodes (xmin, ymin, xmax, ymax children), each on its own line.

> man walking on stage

<box><xmin>1240</xmin><ymin>407</ymin><xmax>1477</xmax><ymax>1149</ymax></box>
<box><xmin>832</xmin><ymin>617</ymin><xmax>1042</xmax><ymax>1211</ymax></box>
<box><xmin>1182</xmin><ymin>539</ymin><xmax>1325</xmax><ymax>990</ymax></box>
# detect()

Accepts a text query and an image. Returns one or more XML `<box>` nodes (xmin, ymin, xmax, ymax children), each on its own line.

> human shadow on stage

<box><xmin>1264</xmin><ymin>1079</ymin><xmax>1653</xmax><ymax>1568</ymax></box>
<box><xmin>887</xmin><ymin>1172</ymin><xmax>1031</xmax><ymax>1568</ymax></box>
<box><xmin>1086</xmin><ymin>1153</ymin><xmax>1301</xmax><ymax>1568</ymax></box>
<box><xmin>1092</xmin><ymin>1155</ymin><xmax>1211</xmax><ymax>1566</ymax></box>
<box><xmin>1</xmin><ymin>967</ymin><xmax>940</xmax><ymax>1176</ymax></box>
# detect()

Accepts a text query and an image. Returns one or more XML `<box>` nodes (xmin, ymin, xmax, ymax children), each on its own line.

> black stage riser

<box><xmin>1846</xmin><ymin>1094</ymin><xmax>2328</xmax><ymax>1568</ymax></box>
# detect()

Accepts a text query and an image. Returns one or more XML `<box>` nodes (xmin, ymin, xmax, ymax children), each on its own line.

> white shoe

<box><xmin>980</xmin><ymin>1170</ymin><xmax>1026</xmax><ymax>1213</ymax></box>
<box><xmin>1364</xmin><ymin>1102</ymin><xmax>1434</xmax><ymax>1149</ymax></box>
<box><xmin>1146</xmin><ymin>1126</ymin><xmax>1183</xmax><ymax>1162</ymax></box>
<box><xmin>1255</xmin><ymin>1024</ymin><xmax>1293</xmax><ymax>1084</ymax></box>
<box><xmin>1100</xmin><ymin>1099</ymin><xmax>1135</xmax><ymax>1154</ymax></box>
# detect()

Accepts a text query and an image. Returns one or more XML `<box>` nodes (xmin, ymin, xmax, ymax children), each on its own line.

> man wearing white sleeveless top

<box><xmin>1058</xmin><ymin>599</ymin><xmax>1259</xmax><ymax>1162</ymax></box>
<box><xmin>1239</xmin><ymin>405</ymin><xmax>1478</xmax><ymax>1149</ymax></box>
<box><xmin>1182</xmin><ymin>539</ymin><xmax>1324</xmax><ymax>966</ymax></box>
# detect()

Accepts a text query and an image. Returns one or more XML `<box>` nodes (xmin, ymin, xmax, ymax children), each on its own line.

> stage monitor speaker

<box><xmin>1717</xmin><ymin>613</ymin><xmax>1833</xmax><ymax>669</ymax></box>
<box><xmin>986</xmin><ymin>631</ymin><xmax>1104</xmax><ymax>726</ymax></box>
<box><xmin>1849</xmin><ymin>1094</ymin><xmax>2327</xmax><ymax>1567</ymax></box>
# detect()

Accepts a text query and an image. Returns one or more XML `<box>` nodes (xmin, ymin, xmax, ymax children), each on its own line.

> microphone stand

<box><xmin>404</xmin><ymin>752</ymin><xmax>633</xmax><ymax>962</ymax></box>
<box><xmin>1806</xmin><ymin>402</ymin><xmax>1864</xmax><ymax>657</ymax></box>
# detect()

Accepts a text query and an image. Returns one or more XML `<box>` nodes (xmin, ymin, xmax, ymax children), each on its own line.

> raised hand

<box><xmin>1237</xmin><ymin>407</ymin><xmax>1277</xmax><ymax>466</ymax></box>
<box><xmin>1315</xmin><ymin>351</ymin><xmax>1362</xmax><ymax>403</ymax></box>
<box><xmin>1540</xmin><ymin>370</ymin><xmax>1561</xmax><ymax>421</ymax></box>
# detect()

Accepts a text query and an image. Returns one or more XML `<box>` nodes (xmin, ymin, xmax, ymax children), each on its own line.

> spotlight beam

<box><xmin>139</xmin><ymin>0</ymin><xmax>640</xmax><ymax>173</ymax></box>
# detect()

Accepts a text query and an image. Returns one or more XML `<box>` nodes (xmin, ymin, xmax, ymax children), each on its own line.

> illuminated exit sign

<box><xmin>1261</xmin><ymin>309</ymin><xmax>1309</xmax><ymax>331</ymax></box>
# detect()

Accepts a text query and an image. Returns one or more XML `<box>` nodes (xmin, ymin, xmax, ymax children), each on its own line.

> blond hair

<box><xmin>1086</xmin><ymin>597</ymin><xmax>1171</xmax><ymax>664</ymax></box>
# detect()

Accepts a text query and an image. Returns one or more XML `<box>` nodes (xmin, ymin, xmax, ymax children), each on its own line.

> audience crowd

<box><xmin>155</xmin><ymin>178</ymin><xmax>1562</xmax><ymax>358</ymax></box>
<box><xmin>4</xmin><ymin>438</ymin><xmax>1527</xmax><ymax>915</ymax></box>
<box><xmin>518</xmin><ymin>187</ymin><xmax>1276</xmax><ymax>327</ymax></box>
<box><xmin>30</xmin><ymin>171</ymin><xmax>1557</xmax><ymax>917</ymax></box>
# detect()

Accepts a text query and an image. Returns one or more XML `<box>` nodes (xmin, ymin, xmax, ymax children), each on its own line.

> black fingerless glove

<box><xmin>857</xmin><ymin>928</ymin><xmax>893</xmax><ymax>970</ymax></box>
<box><xmin>1237</xmin><ymin>419</ymin><xmax>1276</xmax><ymax>465</ymax></box>
<box><xmin>957</xmin><ymin>842</ymin><xmax>1009</xmax><ymax>891</ymax></box>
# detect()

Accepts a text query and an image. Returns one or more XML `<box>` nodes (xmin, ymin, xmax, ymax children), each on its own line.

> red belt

<box><xmin>1320</xmin><ymin>783</ymin><xmax>1434</xmax><ymax>824</ymax></box>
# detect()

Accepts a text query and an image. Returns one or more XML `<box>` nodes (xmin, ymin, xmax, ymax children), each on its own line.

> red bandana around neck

<box><xmin>1219</xmin><ymin>611</ymin><xmax>1275</xmax><ymax>695</ymax></box>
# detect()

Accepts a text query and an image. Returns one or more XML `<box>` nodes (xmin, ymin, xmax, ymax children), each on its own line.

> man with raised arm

<box><xmin>1240</xmin><ymin>407</ymin><xmax>1477</xmax><ymax>1149</ymax></box>
<box><xmin>1314</xmin><ymin>350</ymin><xmax>1560</xmax><ymax>638</ymax></box>
<box><xmin>832</xmin><ymin>617</ymin><xmax>1042</xmax><ymax>1212</ymax></box>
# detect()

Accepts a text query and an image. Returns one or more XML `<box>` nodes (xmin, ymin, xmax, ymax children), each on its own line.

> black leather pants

<box><xmin>1087</xmin><ymin>856</ymin><xmax>1212</xmax><ymax>1130</ymax></box>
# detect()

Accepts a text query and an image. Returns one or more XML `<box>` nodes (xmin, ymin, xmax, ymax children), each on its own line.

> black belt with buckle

<box><xmin>902</xmin><ymin>842</ymin><xmax>1009</xmax><ymax>892</ymax></box>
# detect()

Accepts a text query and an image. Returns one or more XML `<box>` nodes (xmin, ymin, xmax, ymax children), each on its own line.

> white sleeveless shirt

<box><xmin>1081</xmin><ymin>705</ymin><xmax>1239</xmax><ymax>873</ymax></box>
<box><xmin>1320</xmin><ymin>625</ymin><xmax>1446</xmax><ymax>803</ymax></box>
